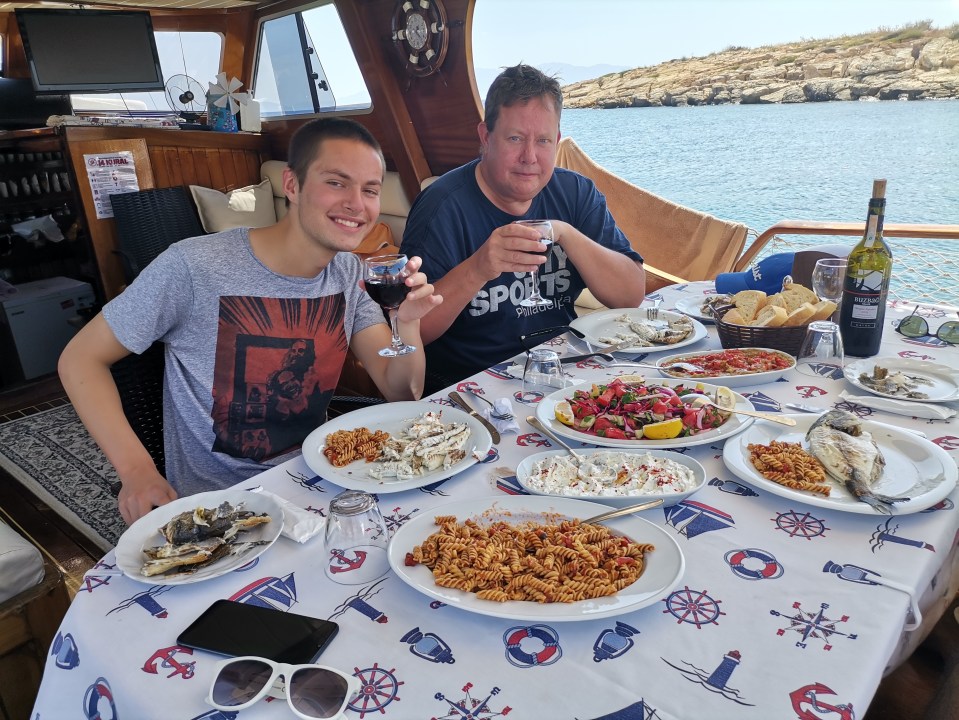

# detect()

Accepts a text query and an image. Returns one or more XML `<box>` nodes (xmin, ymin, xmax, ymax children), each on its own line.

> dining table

<box><xmin>32</xmin><ymin>281</ymin><xmax>959</xmax><ymax>720</ymax></box>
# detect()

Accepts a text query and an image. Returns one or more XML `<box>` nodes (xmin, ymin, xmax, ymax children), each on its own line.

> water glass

<box><xmin>522</xmin><ymin>349</ymin><xmax>565</xmax><ymax>402</ymax></box>
<box><xmin>323</xmin><ymin>490</ymin><xmax>390</xmax><ymax>585</ymax></box>
<box><xmin>795</xmin><ymin>320</ymin><xmax>845</xmax><ymax>379</ymax></box>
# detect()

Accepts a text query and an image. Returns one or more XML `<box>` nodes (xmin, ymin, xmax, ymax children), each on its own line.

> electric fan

<box><xmin>164</xmin><ymin>74</ymin><xmax>209</xmax><ymax>130</ymax></box>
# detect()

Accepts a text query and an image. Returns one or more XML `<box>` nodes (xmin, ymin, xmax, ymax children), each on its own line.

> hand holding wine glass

<box><xmin>364</xmin><ymin>253</ymin><xmax>416</xmax><ymax>357</ymax></box>
<box><xmin>513</xmin><ymin>219</ymin><xmax>554</xmax><ymax>308</ymax></box>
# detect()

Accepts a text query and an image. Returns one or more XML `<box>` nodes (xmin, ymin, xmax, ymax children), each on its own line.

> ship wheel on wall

<box><xmin>391</xmin><ymin>0</ymin><xmax>449</xmax><ymax>78</ymax></box>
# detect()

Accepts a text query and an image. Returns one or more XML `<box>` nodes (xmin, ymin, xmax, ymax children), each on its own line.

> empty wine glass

<box><xmin>364</xmin><ymin>253</ymin><xmax>415</xmax><ymax>357</ymax></box>
<box><xmin>795</xmin><ymin>320</ymin><xmax>845</xmax><ymax>379</ymax></box>
<box><xmin>811</xmin><ymin>258</ymin><xmax>847</xmax><ymax>323</ymax></box>
<box><xmin>514</xmin><ymin>219</ymin><xmax>554</xmax><ymax>308</ymax></box>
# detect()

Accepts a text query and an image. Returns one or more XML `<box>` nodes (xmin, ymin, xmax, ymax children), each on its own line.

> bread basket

<box><xmin>714</xmin><ymin>305</ymin><xmax>808</xmax><ymax>356</ymax></box>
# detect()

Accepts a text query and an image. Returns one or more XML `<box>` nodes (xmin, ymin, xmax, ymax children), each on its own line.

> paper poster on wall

<box><xmin>84</xmin><ymin>151</ymin><xmax>140</xmax><ymax>219</ymax></box>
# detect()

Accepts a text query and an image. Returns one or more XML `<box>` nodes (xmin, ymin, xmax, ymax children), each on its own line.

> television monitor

<box><xmin>15</xmin><ymin>9</ymin><xmax>165</xmax><ymax>95</ymax></box>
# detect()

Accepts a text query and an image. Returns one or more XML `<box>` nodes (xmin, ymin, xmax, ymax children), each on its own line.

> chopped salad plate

<box><xmin>569</xmin><ymin>308</ymin><xmax>707</xmax><ymax>355</ymax></box>
<box><xmin>655</xmin><ymin>347</ymin><xmax>796</xmax><ymax>388</ymax></box>
<box><xmin>301</xmin><ymin>401</ymin><xmax>492</xmax><ymax>493</ymax></box>
<box><xmin>387</xmin><ymin>496</ymin><xmax>685</xmax><ymax>622</ymax></box>
<box><xmin>534</xmin><ymin>378</ymin><xmax>755</xmax><ymax>449</ymax></box>
<box><xmin>843</xmin><ymin>357</ymin><xmax>959</xmax><ymax>403</ymax></box>
<box><xmin>722</xmin><ymin>414</ymin><xmax>957</xmax><ymax>515</ymax></box>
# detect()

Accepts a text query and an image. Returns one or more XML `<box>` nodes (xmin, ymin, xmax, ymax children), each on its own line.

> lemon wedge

<box><xmin>715</xmin><ymin>386</ymin><xmax>737</xmax><ymax>410</ymax></box>
<box><xmin>642</xmin><ymin>417</ymin><xmax>684</xmax><ymax>440</ymax></box>
<box><xmin>554</xmin><ymin>401</ymin><xmax>576</xmax><ymax>426</ymax></box>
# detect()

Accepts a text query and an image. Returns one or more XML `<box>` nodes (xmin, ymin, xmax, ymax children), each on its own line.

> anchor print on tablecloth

<box><xmin>661</xmin><ymin>649</ymin><xmax>754</xmax><ymax>706</ymax></box>
<box><xmin>579</xmin><ymin>699</ymin><xmax>659</xmax><ymax>719</ymax></box>
<box><xmin>709</xmin><ymin>478</ymin><xmax>758</xmax><ymax>497</ymax></box>
<box><xmin>870</xmin><ymin>518</ymin><xmax>935</xmax><ymax>553</ymax></box>
<box><xmin>229</xmin><ymin>572</ymin><xmax>297</xmax><ymax>611</ymax></box>
<box><xmin>663</xmin><ymin>586</ymin><xmax>726</xmax><ymax>628</ymax></box>
<box><xmin>401</xmin><ymin>626</ymin><xmax>455</xmax><ymax>663</ymax></box>
<box><xmin>503</xmin><ymin>624</ymin><xmax>562</xmax><ymax>667</ymax></box>
<box><xmin>107</xmin><ymin>584</ymin><xmax>174</xmax><ymax>619</ymax></box>
<box><xmin>518</xmin><ymin>432</ymin><xmax>551</xmax><ymax>450</ymax></box>
<box><xmin>329</xmin><ymin>578</ymin><xmax>389</xmax><ymax>624</ymax></box>
<box><xmin>771</xmin><ymin>601</ymin><xmax>857</xmax><ymax>650</ymax></box>
<box><xmin>795</xmin><ymin>383</ymin><xmax>828</xmax><ymax>400</ymax></box>
<box><xmin>932</xmin><ymin>434</ymin><xmax>959</xmax><ymax>452</ymax></box>
<box><xmin>433</xmin><ymin>682</ymin><xmax>512</xmax><ymax>718</ymax></box>
<box><xmin>80</xmin><ymin>560</ymin><xmax>120</xmax><ymax>593</ymax></box>
<box><xmin>348</xmin><ymin>663</ymin><xmax>404</xmax><ymax>718</ymax></box>
<box><xmin>141</xmin><ymin>645</ymin><xmax>195</xmax><ymax>680</ymax></box>
<box><xmin>772</xmin><ymin>509</ymin><xmax>830</xmax><ymax>540</ymax></box>
<box><xmin>790</xmin><ymin>682</ymin><xmax>857</xmax><ymax>720</ymax></box>
<box><xmin>592</xmin><ymin>621</ymin><xmax>640</xmax><ymax>662</ymax></box>
<box><xmin>664</xmin><ymin>500</ymin><xmax>735</xmax><ymax>539</ymax></box>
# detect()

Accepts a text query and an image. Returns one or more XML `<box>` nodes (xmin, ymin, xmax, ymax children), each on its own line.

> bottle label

<box><xmin>845</xmin><ymin>269</ymin><xmax>885</xmax><ymax>325</ymax></box>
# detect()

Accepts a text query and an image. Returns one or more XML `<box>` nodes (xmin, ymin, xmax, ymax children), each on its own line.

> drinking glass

<box><xmin>522</xmin><ymin>349</ymin><xmax>565</xmax><ymax>402</ymax></box>
<box><xmin>323</xmin><ymin>490</ymin><xmax>390</xmax><ymax>585</ymax></box>
<box><xmin>811</xmin><ymin>258</ymin><xmax>847</xmax><ymax>323</ymax></box>
<box><xmin>514</xmin><ymin>219</ymin><xmax>554</xmax><ymax>308</ymax></box>
<box><xmin>364</xmin><ymin>254</ymin><xmax>415</xmax><ymax>357</ymax></box>
<box><xmin>795</xmin><ymin>320</ymin><xmax>845</xmax><ymax>379</ymax></box>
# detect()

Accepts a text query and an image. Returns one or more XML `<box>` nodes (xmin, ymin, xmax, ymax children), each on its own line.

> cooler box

<box><xmin>0</xmin><ymin>277</ymin><xmax>95</xmax><ymax>382</ymax></box>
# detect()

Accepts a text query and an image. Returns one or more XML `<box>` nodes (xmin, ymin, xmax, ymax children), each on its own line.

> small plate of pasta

<box><xmin>301</xmin><ymin>401</ymin><xmax>493</xmax><ymax>493</ymax></box>
<box><xmin>387</xmin><ymin>496</ymin><xmax>685</xmax><ymax>621</ymax></box>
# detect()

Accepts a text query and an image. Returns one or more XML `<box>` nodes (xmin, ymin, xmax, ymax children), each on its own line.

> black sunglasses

<box><xmin>896</xmin><ymin>307</ymin><xmax>959</xmax><ymax>345</ymax></box>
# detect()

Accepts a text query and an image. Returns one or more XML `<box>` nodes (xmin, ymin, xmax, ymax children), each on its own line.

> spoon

<box><xmin>582</xmin><ymin>498</ymin><xmax>666</xmax><ymax>525</ymax></box>
<box><xmin>561</xmin><ymin>354</ymin><xmax>704</xmax><ymax>374</ymax></box>
<box><xmin>688</xmin><ymin>395</ymin><xmax>797</xmax><ymax>426</ymax></box>
<box><xmin>526</xmin><ymin>415</ymin><xmax>585</xmax><ymax>462</ymax></box>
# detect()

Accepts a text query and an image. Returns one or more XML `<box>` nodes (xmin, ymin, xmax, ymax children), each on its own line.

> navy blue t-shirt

<box><xmin>401</xmin><ymin>159</ymin><xmax>643</xmax><ymax>383</ymax></box>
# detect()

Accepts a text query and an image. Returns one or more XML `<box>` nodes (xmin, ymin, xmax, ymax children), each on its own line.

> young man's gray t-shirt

<box><xmin>103</xmin><ymin>227</ymin><xmax>385</xmax><ymax>497</ymax></box>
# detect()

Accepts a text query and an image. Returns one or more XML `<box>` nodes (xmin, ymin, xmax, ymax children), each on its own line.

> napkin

<box><xmin>485</xmin><ymin>397</ymin><xmax>521</xmax><ymax>434</ymax></box>
<box><xmin>249</xmin><ymin>487</ymin><xmax>325</xmax><ymax>543</ymax></box>
<box><xmin>838</xmin><ymin>390</ymin><xmax>957</xmax><ymax>420</ymax></box>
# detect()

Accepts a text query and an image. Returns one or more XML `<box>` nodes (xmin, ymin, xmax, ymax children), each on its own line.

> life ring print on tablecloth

<box><xmin>724</xmin><ymin>548</ymin><xmax>784</xmax><ymax>581</ymax></box>
<box><xmin>503</xmin><ymin>624</ymin><xmax>562</xmax><ymax>668</ymax></box>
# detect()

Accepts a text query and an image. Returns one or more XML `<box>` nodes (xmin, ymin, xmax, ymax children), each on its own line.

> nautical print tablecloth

<box><xmin>33</xmin><ymin>283</ymin><xmax>959</xmax><ymax>720</ymax></box>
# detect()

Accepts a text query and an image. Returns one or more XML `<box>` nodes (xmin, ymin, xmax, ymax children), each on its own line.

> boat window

<box><xmin>70</xmin><ymin>31</ymin><xmax>222</xmax><ymax>113</ymax></box>
<box><xmin>253</xmin><ymin>3</ymin><xmax>371</xmax><ymax>118</ymax></box>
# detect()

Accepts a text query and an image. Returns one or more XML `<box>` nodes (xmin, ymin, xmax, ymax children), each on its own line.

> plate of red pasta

<box><xmin>301</xmin><ymin>401</ymin><xmax>493</xmax><ymax>493</ymax></box>
<box><xmin>387</xmin><ymin>496</ymin><xmax>685</xmax><ymax>621</ymax></box>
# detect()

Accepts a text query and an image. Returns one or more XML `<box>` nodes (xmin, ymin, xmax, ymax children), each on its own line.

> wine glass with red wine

<box><xmin>364</xmin><ymin>253</ymin><xmax>415</xmax><ymax>357</ymax></box>
<box><xmin>514</xmin><ymin>219</ymin><xmax>554</xmax><ymax>308</ymax></box>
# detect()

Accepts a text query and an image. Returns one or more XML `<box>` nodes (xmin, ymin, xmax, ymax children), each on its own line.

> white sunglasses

<box><xmin>206</xmin><ymin>656</ymin><xmax>359</xmax><ymax>719</ymax></box>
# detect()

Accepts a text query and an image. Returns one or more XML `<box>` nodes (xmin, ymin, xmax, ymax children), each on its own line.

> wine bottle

<box><xmin>839</xmin><ymin>179</ymin><xmax>893</xmax><ymax>357</ymax></box>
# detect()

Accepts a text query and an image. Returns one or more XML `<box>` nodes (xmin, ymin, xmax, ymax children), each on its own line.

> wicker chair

<box><xmin>108</xmin><ymin>341</ymin><xmax>165</xmax><ymax>489</ymax></box>
<box><xmin>109</xmin><ymin>186</ymin><xmax>205</xmax><ymax>283</ymax></box>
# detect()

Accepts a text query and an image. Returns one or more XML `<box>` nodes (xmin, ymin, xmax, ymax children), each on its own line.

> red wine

<box><xmin>531</xmin><ymin>237</ymin><xmax>553</xmax><ymax>258</ymax></box>
<box><xmin>365</xmin><ymin>279</ymin><xmax>411</xmax><ymax>310</ymax></box>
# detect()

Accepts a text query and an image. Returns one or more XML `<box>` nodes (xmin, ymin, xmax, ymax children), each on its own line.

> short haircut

<box><xmin>484</xmin><ymin>64</ymin><xmax>563</xmax><ymax>132</ymax></box>
<box><xmin>287</xmin><ymin>117</ymin><xmax>384</xmax><ymax>188</ymax></box>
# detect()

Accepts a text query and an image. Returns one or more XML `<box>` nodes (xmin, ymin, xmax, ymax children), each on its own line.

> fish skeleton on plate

<box><xmin>599</xmin><ymin>313</ymin><xmax>694</xmax><ymax>347</ymax></box>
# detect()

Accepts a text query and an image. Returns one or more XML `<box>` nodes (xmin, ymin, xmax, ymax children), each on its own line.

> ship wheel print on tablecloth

<box><xmin>772</xmin><ymin>509</ymin><xmax>830</xmax><ymax>539</ymax></box>
<box><xmin>663</xmin><ymin>586</ymin><xmax>726</xmax><ymax>628</ymax></box>
<box><xmin>432</xmin><ymin>682</ymin><xmax>513</xmax><ymax>719</ymax></box>
<box><xmin>347</xmin><ymin>663</ymin><xmax>404</xmax><ymax>717</ymax></box>
<box><xmin>770</xmin><ymin>601</ymin><xmax>857</xmax><ymax>650</ymax></box>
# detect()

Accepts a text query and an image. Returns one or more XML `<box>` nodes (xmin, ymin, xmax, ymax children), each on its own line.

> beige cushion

<box><xmin>261</xmin><ymin>160</ymin><xmax>288</xmax><ymax>220</ymax></box>
<box><xmin>190</xmin><ymin>179</ymin><xmax>277</xmax><ymax>233</ymax></box>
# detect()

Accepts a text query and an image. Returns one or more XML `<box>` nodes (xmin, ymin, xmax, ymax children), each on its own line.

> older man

<box><xmin>401</xmin><ymin>64</ymin><xmax>645</xmax><ymax>390</ymax></box>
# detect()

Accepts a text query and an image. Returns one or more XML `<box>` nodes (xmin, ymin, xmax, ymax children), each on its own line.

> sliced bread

<box><xmin>810</xmin><ymin>300</ymin><xmax>838</xmax><ymax>322</ymax></box>
<box><xmin>732</xmin><ymin>289</ymin><xmax>767</xmax><ymax>323</ymax></box>
<box><xmin>751</xmin><ymin>305</ymin><xmax>788</xmax><ymax>328</ymax></box>
<box><xmin>721</xmin><ymin>307</ymin><xmax>748</xmax><ymax>325</ymax></box>
<box><xmin>783</xmin><ymin>302</ymin><xmax>817</xmax><ymax>327</ymax></box>
<box><xmin>780</xmin><ymin>283</ymin><xmax>820</xmax><ymax>313</ymax></box>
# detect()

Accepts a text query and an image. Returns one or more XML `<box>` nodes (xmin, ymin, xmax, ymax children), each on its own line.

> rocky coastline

<box><xmin>563</xmin><ymin>26</ymin><xmax>959</xmax><ymax>108</ymax></box>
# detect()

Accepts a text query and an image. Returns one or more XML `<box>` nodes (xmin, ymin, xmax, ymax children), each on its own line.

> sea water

<box><xmin>562</xmin><ymin>100</ymin><xmax>959</xmax><ymax>304</ymax></box>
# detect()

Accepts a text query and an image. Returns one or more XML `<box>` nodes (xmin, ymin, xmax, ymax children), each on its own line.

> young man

<box><xmin>59</xmin><ymin>118</ymin><xmax>441</xmax><ymax>524</ymax></box>
<box><xmin>401</xmin><ymin>64</ymin><xmax>645</xmax><ymax>389</ymax></box>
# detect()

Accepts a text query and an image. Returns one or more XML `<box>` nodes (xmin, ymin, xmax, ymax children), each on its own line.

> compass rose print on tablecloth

<box><xmin>770</xmin><ymin>601</ymin><xmax>857</xmax><ymax>650</ymax></box>
<box><xmin>772</xmin><ymin>509</ymin><xmax>830</xmax><ymax>539</ymax></box>
<box><xmin>347</xmin><ymin>663</ymin><xmax>404</xmax><ymax>718</ymax></box>
<box><xmin>433</xmin><ymin>683</ymin><xmax>512</xmax><ymax>719</ymax></box>
<box><xmin>663</xmin><ymin>586</ymin><xmax>726</xmax><ymax>628</ymax></box>
<box><xmin>661</xmin><ymin>649</ymin><xmax>754</xmax><ymax>706</ymax></box>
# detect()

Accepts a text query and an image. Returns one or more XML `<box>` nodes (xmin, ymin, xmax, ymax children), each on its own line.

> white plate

<box><xmin>843</xmin><ymin>357</ymin><xmax>959</xmax><ymax>403</ymax></box>
<box><xmin>535</xmin><ymin>379</ymin><xmax>755</xmax><ymax>449</ymax></box>
<box><xmin>516</xmin><ymin>448</ymin><xmax>706</xmax><ymax>507</ymax></box>
<box><xmin>722</xmin><ymin>414</ymin><xmax>957</xmax><ymax>514</ymax></box>
<box><xmin>115</xmin><ymin>489</ymin><xmax>284</xmax><ymax>585</ymax></box>
<box><xmin>656</xmin><ymin>347</ymin><xmax>796</xmax><ymax>388</ymax></box>
<box><xmin>674</xmin><ymin>294</ymin><xmax>730</xmax><ymax>324</ymax></box>
<box><xmin>301</xmin><ymin>401</ymin><xmax>493</xmax><ymax>493</ymax></box>
<box><xmin>387</xmin><ymin>496</ymin><xmax>685</xmax><ymax>621</ymax></box>
<box><xmin>569</xmin><ymin>308</ymin><xmax>708</xmax><ymax>355</ymax></box>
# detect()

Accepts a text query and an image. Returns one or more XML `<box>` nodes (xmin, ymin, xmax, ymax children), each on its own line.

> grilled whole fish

<box><xmin>805</xmin><ymin>409</ymin><xmax>905</xmax><ymax>514</ymax></box>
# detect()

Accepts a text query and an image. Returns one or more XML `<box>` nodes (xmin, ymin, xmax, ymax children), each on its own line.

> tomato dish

<box><xmin>660</xmin><ymin>348</ymin><xmax>794</xmax><ymax>379</ymax></box>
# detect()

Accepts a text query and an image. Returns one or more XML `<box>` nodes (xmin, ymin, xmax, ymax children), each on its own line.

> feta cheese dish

<box><xmin>524</xmin><ymin>452</ymin><xmax>697</xmax><ymax>498</ymax></box>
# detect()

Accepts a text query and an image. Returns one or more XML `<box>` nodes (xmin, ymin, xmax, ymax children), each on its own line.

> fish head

<box><xmin>805</xmin><ymin>409</ymin><xmax>863</xmax><ymax>440</ymax></box>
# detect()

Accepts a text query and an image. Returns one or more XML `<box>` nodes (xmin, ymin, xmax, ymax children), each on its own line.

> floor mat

<box><xmin>0</xmin><ymin>404</ymin><xmax>122</xmax><ymax>551</ymax></box>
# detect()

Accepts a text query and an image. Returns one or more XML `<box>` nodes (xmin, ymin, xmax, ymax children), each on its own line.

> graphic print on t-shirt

<box><xmin>467</xmin><ymin>244</ymin><xmax>573</xmax><ymax>317</ymax></box>
<box><xmin>211</xmin><ymin>295</ymin><xmax>348</xmax><ymax>461</ymax></box>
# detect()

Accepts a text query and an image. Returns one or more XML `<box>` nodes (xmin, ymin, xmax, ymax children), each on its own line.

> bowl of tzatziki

<box><xmin>515</xmin><ymin>448</ymin><xmax>706</xmax><ymax>508</ymax></box>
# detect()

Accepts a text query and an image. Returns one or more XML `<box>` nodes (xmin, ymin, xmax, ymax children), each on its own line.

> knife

<box><xmin>561</xmin><ymin>337</ymin><xmax>637</xmax><ymax>364</ymax></box>
<box><xmin>448</xmin><ymin>392</ymin><xmax>501</xmax><ymax>444</ymax></box>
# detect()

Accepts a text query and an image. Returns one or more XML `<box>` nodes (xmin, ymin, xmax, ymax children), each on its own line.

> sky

<box><xmin>472</xmin><ymin>0</ymin><xmax>959</xmax><ymax>71</ymax></box>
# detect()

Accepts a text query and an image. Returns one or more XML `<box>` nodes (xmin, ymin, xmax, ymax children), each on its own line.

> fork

<box><xmin>465</xmin><ymin>388</ymin><xmax>514</xmax><ymax>421</ymax></box>
<box><xmin>646</xmin><ymin>296</ymin><xmax>663</xmax><ymax>322</ymax></box>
